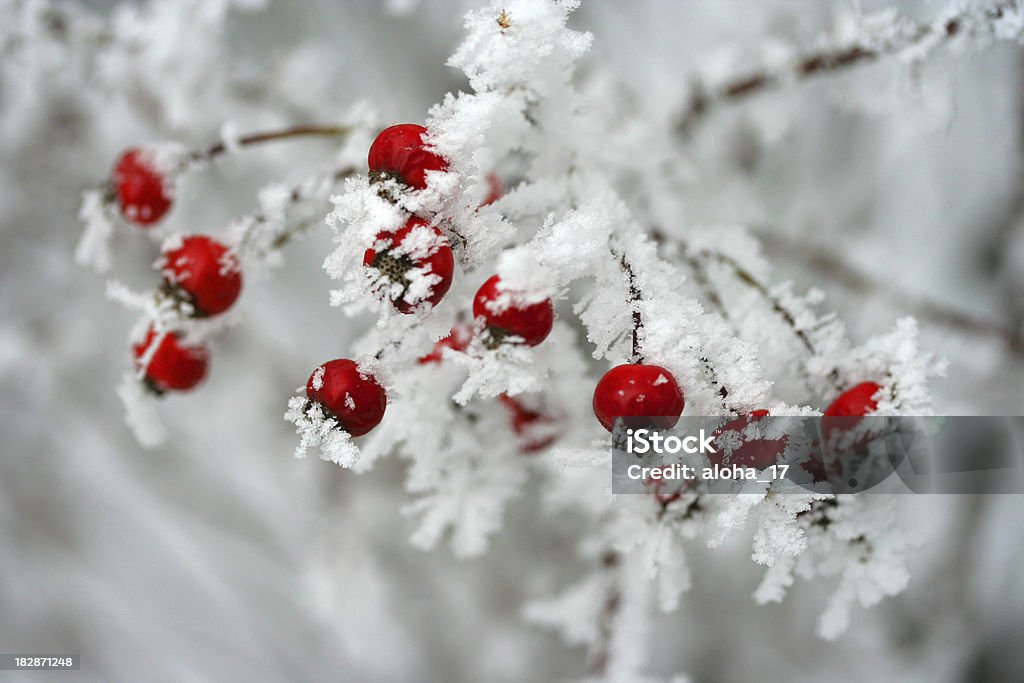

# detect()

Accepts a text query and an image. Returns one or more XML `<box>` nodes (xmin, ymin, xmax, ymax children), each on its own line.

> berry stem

<box><xmin>189</xmin><ymin>124</ymin><xmax>351</xmax><ymax>164</ymax></box>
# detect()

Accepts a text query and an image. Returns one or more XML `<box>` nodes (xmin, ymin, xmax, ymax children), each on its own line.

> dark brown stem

<box><xmin>676</xmin><ymin>2</ymin><xmax>1014</xmax><ymax>136</ymax></box>
<box><xmin>188</xmin><ymin>124</ymin><xmax>350</xmax><ymax>164</ymax></box>
<box><xmin>617</xmin><ymin>251</ymin><xmax>644</xmax><ymax>363</ymax></box>
<box><xmin>589</xmin><ymin>550</ymin><xmax>622</xmax><ymax>677</ymax></box>
<box><xmin>700</xmin><ymin>355</ymin><xmax>735</xmax><ymax>413</ymax></box>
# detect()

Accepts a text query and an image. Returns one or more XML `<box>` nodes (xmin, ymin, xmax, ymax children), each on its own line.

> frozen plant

<box><xmin>65</xmin><ymin>0</ymin><xmax>1024</xmax><ymax>680</ymax></box>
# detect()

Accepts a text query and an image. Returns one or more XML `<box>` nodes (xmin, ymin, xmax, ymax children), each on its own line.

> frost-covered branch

<box><xmin>187</xmin><ymin>124</ymin><xmax>350</xmax><ymax>165</ymax></box>
<box><xmin>754</xmin><ymin>227</ymin><xmax>1024</xmax><ymax>357</ymax></box>
<box><xmin>676</xmin><ymin>0</ymin><xmax>1024</xmax><ymax>136</ymax></box>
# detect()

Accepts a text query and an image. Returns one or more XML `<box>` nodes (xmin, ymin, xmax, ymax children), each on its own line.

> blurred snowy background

<box><xmin>2</xmin><ymin>0</ymin><xmax>1023</xmax><ymax>680</ymax></box>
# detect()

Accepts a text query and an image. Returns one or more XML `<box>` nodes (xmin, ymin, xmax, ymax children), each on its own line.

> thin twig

<box><xmin>589</xmin><ymin>550</ymin><xmax>622</xmax><ymax>677</ymax></box>
<box><xmin>752</xmin><ymin>227</ymin><xmax>1024</xmax><ymax>358</ymax></box>
<box><xmin>676</xmin><ymin>2</ymin><xmax>1017</xmax><ymax>136</ymax></box>
<box><xmin>188</xmin><ymin>124</ymin><xmax>350</xmax><ymax>164</ymax></box>
<box><xmin>702</xmin><ymin>249</ymin><xmax>818</xmax><ymax>356</ymax></box>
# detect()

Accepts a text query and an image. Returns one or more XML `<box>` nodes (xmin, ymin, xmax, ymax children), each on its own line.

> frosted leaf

<box><xmin>492</xmin><ymin>247</ymin><xmax>557</xmax><ymax>305</ymax></box>
<box><xmin>284</xmin><ymin>395</ymin><xmax>360</xmax><ymax>468</ymax></box>
<box><xmin>642</xmin><ymin>522</ymin><xmax>691</xmax><ymax>612</ymax></box>
<box><xmin>75</xmin><ymin>190</ymin><xmax>116</xmax><ymax>274</ymax></box>
<box><xmin>523</xmin><ymin>574</ymin><xmax>605</xmax><ymax>646</ymax></box>
<box><xmin>448</xmin><ymin>0</ymin><xmax>593</xmax><ymax>95</ymax></box>
<box><xmin>451</xmin><ymin>337</ymin><xmax>547</xmax><ymax>404</ymax></box>
<box><xmin>706</xmin><ymin>492</ymin><xmax>766</xmax><ymax>549</ymax></box>
<box><xmin>402</xmin><ymin>446</ymin><xmax>526</xmax><ymax>558</ymax></box>
<box><xmin>117</xmin><ymin>373</ymin><xmax>167</xmax><ymax>449</ymax></box>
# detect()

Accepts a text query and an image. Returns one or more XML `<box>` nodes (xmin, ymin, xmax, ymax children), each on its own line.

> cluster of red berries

<box><xmin>109</xmin><ymin>147</ymin><xmax>248</xmax><ymax>394</ymax></box>
<box><xmin>115</xmin><ymin>128</ymin><xmax>885</xmax><ymax>455</ymax></box>
<box><xmin>302</xmin><ymin>125</ymin><xmax>558</xmax><ymax>439</ymax></box>
<box><xmin>132</xmin><ymin>235</ymin><xmax>243</xmax><ymax>393</ymax></box>
<box><xmin>364</xmin><ymin>125</ymin><xmax>455</xmax><ymax>315</ymax></box>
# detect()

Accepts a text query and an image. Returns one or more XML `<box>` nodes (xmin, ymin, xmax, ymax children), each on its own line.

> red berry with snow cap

<box><xmin>161</xmin><ymin>235</ymin><xmax>243</xmax><ymax>316</ymax></box>
<box><xmin>473</xmin><ymin>275</ymin><xmax>554</xmax><ymax>347</ymax></box>
<box><xmin>305</xmin><ymin>359</ymin><xmax>387</xmax><ymax>437</ymax></box>
<box><xmin>592</xmin><ymin>364</ymin><xmax>685</xmax><ymax>432</ymax></box>
<box><xmin>419</xmin><ymin>324</ymin><xmax>473</xmax><ymax>364</ymax></box>
<box><xmin>367</xmin><ymin>124</ymin><xmax>448</xmax><ymax>190</ymax></box>
<box><xmin>363</xmin><ymin>217</ymin><xmax>455</xmax><ymax>314</ymax></box>
<box><xmin>133</xmin><ymin>326</ymin><xmax>209</xmax><ymax>393</ymax></box>
<box><xmin>113</xmin><ymin>148</ymin><xmax>173</xmax><ymax>226</ymax></box>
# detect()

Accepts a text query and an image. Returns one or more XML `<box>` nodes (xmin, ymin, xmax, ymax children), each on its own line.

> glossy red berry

<box><xmin>498</xmin><ymin>394</ymin><xmax>557</xmax><ymax>454</ymax></box>
<box><xmin>113</xmin><ymin>148</ymin><xmax>173</xmax><ymax>226</ymax></box>
<box><xmin>133</xmin><ymin>327</ymin><xmax>209</xmax><ymax>393</ymax></box>
<box><xmin>824</xmin><ymin>382</ymin><xmax>881</xmax><ymax>417</ymax></box>
<box><xmin>473</xmin><ymin>275</ymin><xmax>554</xmax><ymax>347</ymax></box>
<box><xmin>367</xmin><ymin>124</ymin><xmax>448</xmax><ymax>190</ymax></box>
<box><xmin>161</xmin><ymin>235</ymin><xmax>243</xmax><ymax>316</ymax></box>
<box><xmin>363</xmin><ymin>217</ymin><xmax>455</xmax><ymax>314</ymax></box>
<box><xmin>592</xmin><ymin>364</ymin><xmax>684</xmax><ymax>432</ymax></box>
<box><xmin>419</xmin><ymin>324</ymin><xmax>473</xmax><ymax>364</ymax></box>
<box><xmin>305</xmin><ymin>359</ymin><xmax>387</xmax><ymax>437</ymax></box>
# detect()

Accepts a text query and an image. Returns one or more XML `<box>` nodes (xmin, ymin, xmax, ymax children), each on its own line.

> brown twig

<box><xmin>188</xmin><ymin>124</ymin><xmax>351</xmax><ymax>164</ymax></box>
<box><xmin>752</xmin><ymin>227</ymin><xmax>1024</xmax><ymax>358</ymax></box>
<box><xmin>676</xmin><ymin>2</ymin><xmax>1015</xmax><ymax>136</ymax></box>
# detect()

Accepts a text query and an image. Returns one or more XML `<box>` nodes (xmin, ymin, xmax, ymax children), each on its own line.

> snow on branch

<box><xmin>676</xmin><ymin>0</ymin><xmax>1024</xmax><ymax>135</ymax></box>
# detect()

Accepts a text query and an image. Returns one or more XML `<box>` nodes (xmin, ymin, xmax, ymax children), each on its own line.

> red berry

<box><xmin>133</xmin><ymin>327</ymin><xmax>209</xmax><ymax>392</ymax></box>
<box><xmin>592</xmin><ymin>364</ymin><xmax>685</xmax><ymax>432</ymax></box>
<box><xmin>498</xmin><ymin>393</ymin><xmax>557</xmax><ymax>454</ymax></box>
<box><xmin>305</xmin><ymin>359</ymin><xmax>387</xmax><ymax>437</ymax></box>
<box><xmin>113</xmin><ymin>148</ymin><xmax>173</xmax><ymax>226</ymax></box>
<box><xmin>820</xmin><ymin>381</ymin><xmax>883</xmax><ymax>468</ymax></box>
<box><xmin>711</xmin><ymin>409</ymin><xmax>786</xmax><ymax>470</ymax></box>
<box><xmin>823</xmin><ymin>382</ymin><xmax>881</xmax><ymax>417</ymax></box>
<box><xmin>367</xmin><ymin>124</ymin><xmax>448</xmax><ymax>190</ymax></box>
<box><xmin>363</xmin><ymin>217</ymin><xmax>455</xmax><ymax>314</ymax></box>
<box><xmin>473</xmin><ymin>275</ymin><xmax>554</xmax><ymax>347</ymax></box>
<box><xmin>161</xmin><ymin>235</ymin><xmax>243</xmax><ymax>316</ymax></box>
<box><xmin>419</xmin><ymin>324</ymin><xmax>473</xmax><ymax>364</ymax></box>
